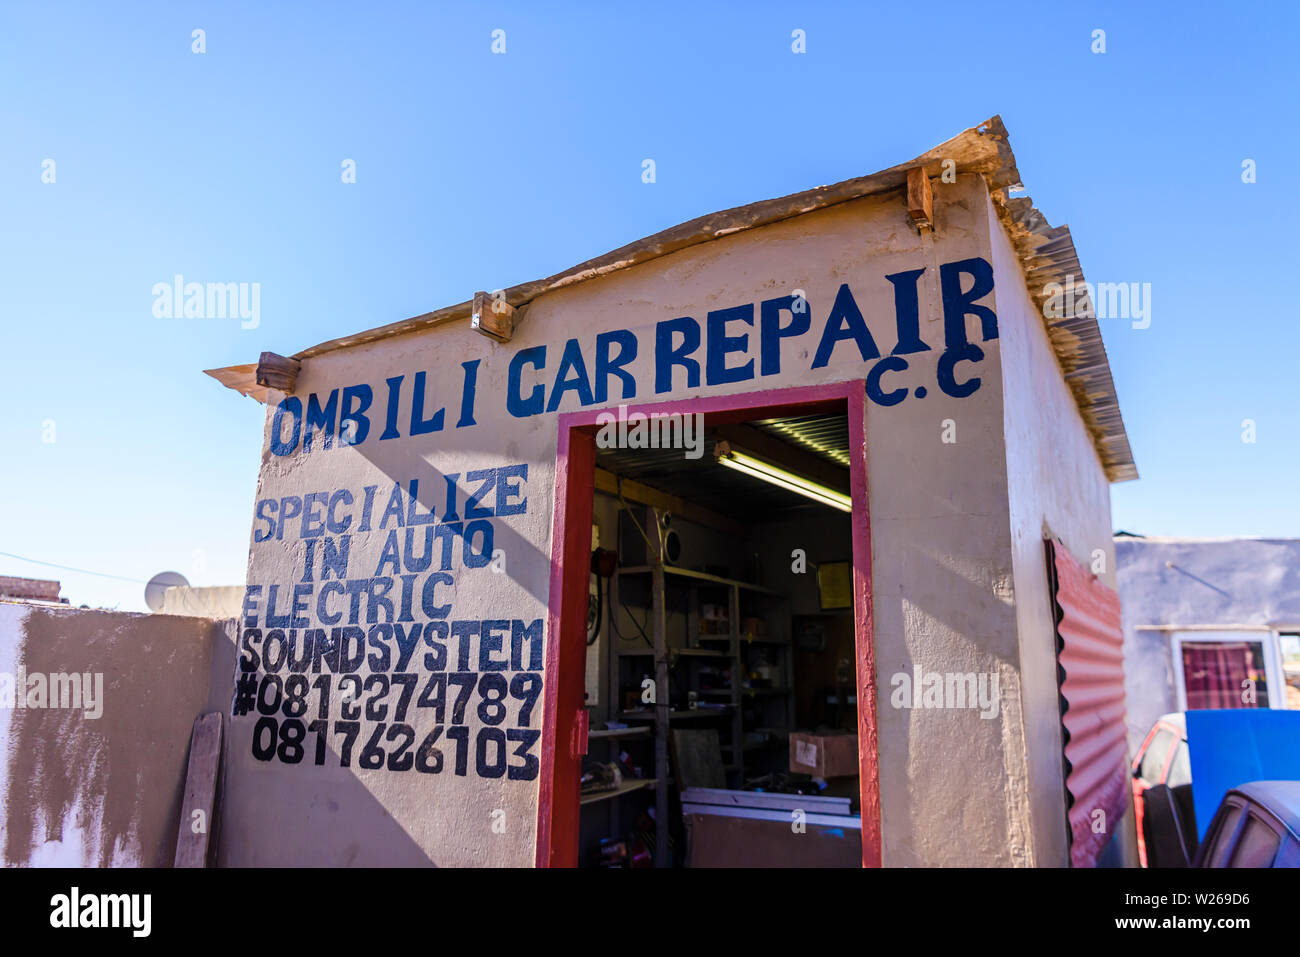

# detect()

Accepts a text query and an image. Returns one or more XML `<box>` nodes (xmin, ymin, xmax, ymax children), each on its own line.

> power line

<box><xmin>0</xmin><ymin>550</ymin><xmax>150</xmax><ymax>585</ymax></box>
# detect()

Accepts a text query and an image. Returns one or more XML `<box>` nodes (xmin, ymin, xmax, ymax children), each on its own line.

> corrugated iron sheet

<box><xmin>595</xmin><ymin>442</ymin><xmax>802</xmax><ymax>516</ymax></box>
<box><xmin>752</xmin><ymin>414</ymin><xmax>851</xmax><ymax>468</ymax></box>
<box><xmin>1050</xmin><ymin>540</ymin><xmax>1130</xmax><ymax>867</ymax></box>
<box><xmin>994</xmin><ymin>199</ymin><xmax>1137</xmax><ymax>482</ymax></box>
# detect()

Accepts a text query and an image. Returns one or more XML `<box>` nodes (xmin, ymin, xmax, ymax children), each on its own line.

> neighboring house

<box><xmin>1115</xmin><ymin>535</ymin><xmax>1300</xmax><ymax>752</ymax></box>
<box><xmin>0</xmin><ymin>576</ymin><xmax>69</xmax><ymax>606</ymax></box>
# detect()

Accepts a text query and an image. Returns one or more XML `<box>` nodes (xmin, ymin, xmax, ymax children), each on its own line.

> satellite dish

<box><xmin>145</xmin><ymin>571</ymin><xmax>190</xmax><ymax>612</ymax></box>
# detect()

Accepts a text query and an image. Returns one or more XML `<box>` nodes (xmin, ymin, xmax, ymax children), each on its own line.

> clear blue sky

<box><xmin>2</xmin><ymin>1</ymin><xmax>1297</xmax><ymax>610</ymax></box>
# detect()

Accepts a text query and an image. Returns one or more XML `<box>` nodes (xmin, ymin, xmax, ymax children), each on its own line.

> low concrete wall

<box><xmin>0</xmin><ymin>602</ymin><xmax>235</xmax><ymax>867</ymax></box>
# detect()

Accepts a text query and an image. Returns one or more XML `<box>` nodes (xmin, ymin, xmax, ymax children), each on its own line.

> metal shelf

<box><xmin>588</xmin><ymin>726</ymin><xmax>652</xmax><ymax>741</ymax></box>
<box><xmin>579</xmin><ymin>778</ymin><xmax>657</xmax><ymax>806</ymax></box>
<box><xmin>616</xmin><ymin>564</ymin><xmax>784</xmax><ymax>595</ymax></box>
<box><xmin>614</xmin><ymin>647</ymin><xmax>732</xmax><ymax>658</ymax></box>
<box><xmin>605</xmin><ymin>559</ymin><xmax>794</xmax><ymax>867</ymax></box>
<box><xmin>615</xmin><ymin>708</ymin><xmax>735</xmax><ymax>721</ymax></box>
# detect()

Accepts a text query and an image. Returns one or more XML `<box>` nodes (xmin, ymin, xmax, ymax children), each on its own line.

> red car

<box><xmin>1131</xmin><ymin>713</ymin><xmax>1192</xmax><ymax>867</ymax></box>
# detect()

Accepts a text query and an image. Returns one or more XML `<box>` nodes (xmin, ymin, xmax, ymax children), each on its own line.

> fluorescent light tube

<box><xmin>717</xmin><ymin>450</ymin><xmax>852</xmax><ymax>512</ymax></box>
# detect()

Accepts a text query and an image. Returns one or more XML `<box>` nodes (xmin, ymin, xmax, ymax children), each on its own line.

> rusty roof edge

<box><xmin>283</xmin><ymin>115</ymin><xmax>1016</xmax><ymax>363</ymax></box>
<box><xmin>989</xmin><ymin>194</ymin><xmax>1138</xmax><ymax>484</ymax></box>
<box><xmin>205</xmin><ymin>115</ymin><xmax>1138</xmax><ymax>484</ymax></box>
<box><xmin>207</xmin><ymin>116</ymin><xmax>1011</xmax><ymax>378</ymax></box>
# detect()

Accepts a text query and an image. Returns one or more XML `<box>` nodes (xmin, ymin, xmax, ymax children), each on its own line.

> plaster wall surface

<box><xmin>1116</xmin><ymin>537</ymin><xmax>1300</xmax><ymax>749</ymax></box>
<box><xmin>160</xmin><ymin>585</ymin><xmax>245</xmax><ymax>620</ymax></box>
<box><xmin>226</xmin><ymin>173</ymin><xmax>1060</xmax><ymax>866</ymax></box>
<box><xmin>0</xmin><ymin>602</ymin><xmax>233</xmax><ymax>867</ymax></box>
<box><xmin>987</xmin><ymin>195</ymin><xmax>1132</xmax><ymax>867</ymax></box>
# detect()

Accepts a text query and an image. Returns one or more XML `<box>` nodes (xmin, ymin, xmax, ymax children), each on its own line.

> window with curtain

<box><xmin>1180</xmin><ymin>640</ymin><xmax>1269</xmax><ymax>709</ymax></box>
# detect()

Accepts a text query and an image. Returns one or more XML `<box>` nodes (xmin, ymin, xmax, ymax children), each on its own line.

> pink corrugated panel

<box><xmin>1050</xmin><ymin>541</ymin><xmax>1129</xmax><ymax>868</ymax></box>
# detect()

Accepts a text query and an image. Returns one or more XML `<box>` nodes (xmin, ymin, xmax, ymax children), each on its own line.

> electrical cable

<box><xmin>587</xmin><ymin>571</ymin><xmax>603</xmax><ymax>646</ymax></box>
<box><xmin>0</xmin><ymin>550</ymin><xmax>150</xmax><ymax>585</ymax></box>
<box><xmin>612</xmin><ymin>506</ymin><xmax>654</xmax><ymax>649</ymax></box>
<box><xmin>617</xmin><ymin>596</ymin><xmax>653</xmax><ymax>649</ymax></box>
<box><xmin>611</xmin><ymin>581</ymin><xmax>653</xmax><ymax>648</ymax></box>
<box><xmin>617</xmin><ymin>476</ymin><xmax>657</xmax><ymax>558</ymax></box>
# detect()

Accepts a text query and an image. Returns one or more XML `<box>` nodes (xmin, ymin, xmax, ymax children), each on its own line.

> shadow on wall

<box><xmin>355</xmin><ymin>426</ymin><xmax>553</xmax><ymax>606</ymax></box>
<box><xmin>215</xmin><ymin>724</ymin><xmax>443</xmax><ymax>866</ymax></box>
<box><xmin>2</xmin><ymin>608</ymin><xmax>233</xmax><ymax>867</ymax></box>
<box><xmin>195</xmin><ymin>604</ymin><xmax>447</xmax><ymax>866</ymax></box>
<box><xmin>879</xmin><ymin>535</ymin><xmax>1026</xmax><ymax>866</ymax></box>
<box><xmin>210</xmin><ymin>429</ymin><xmax>535</xmax><ymax>866</ymax></box>
<box><xmin>222</xmin><ymin>421</ymin><xmax>555</xmax><ymax>866</ymax></box>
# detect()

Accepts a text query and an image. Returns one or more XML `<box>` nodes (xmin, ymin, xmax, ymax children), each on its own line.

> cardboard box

<box><xmin>789</xmin><ymin>731</ymin><xmax>859</xmax><ymax>778</ymax></box>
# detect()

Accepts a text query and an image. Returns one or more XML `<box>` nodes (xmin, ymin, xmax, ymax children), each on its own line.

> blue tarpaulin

<box><xmin>1185</xmin><ymin>709</ymin><xmax>1300</xmax><ymax>841</ymax></box>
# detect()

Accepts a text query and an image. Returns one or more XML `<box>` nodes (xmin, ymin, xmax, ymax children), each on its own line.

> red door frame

<box><xmin>533</xmin><ymin>380</ymin><xmax>881</xmax><ymax>867</ymax></box>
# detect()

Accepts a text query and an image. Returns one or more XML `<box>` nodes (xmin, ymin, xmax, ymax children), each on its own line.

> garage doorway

<box><xmin>535</xmin><ymin>381</ymin><xmax>880</xmax><ymax>867</ymax></box>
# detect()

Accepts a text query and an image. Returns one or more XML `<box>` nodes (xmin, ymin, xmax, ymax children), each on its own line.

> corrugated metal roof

<box><xmin>996</xmin><ymin>199</ymin><xmax>1136</xmax><ymax>482</ymax></box>
<box><xmin>205</xmin><ymin>115</ymin><xmax>1136</xmax><ymax>482</ymax></box>
<box><xmin>596</xmin><ymin>443</ymin><xmax>802</xmax><ymax>517</ymax></box>
<box><xmin>1050</xmin><ymin>540</ymin><xmax>1131</xmax><ymax>867</ymax></box>
<box><xmin>752</xmin><ymin>414</ymin><xmax>850</xmax><ymax>469</ymax></box>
